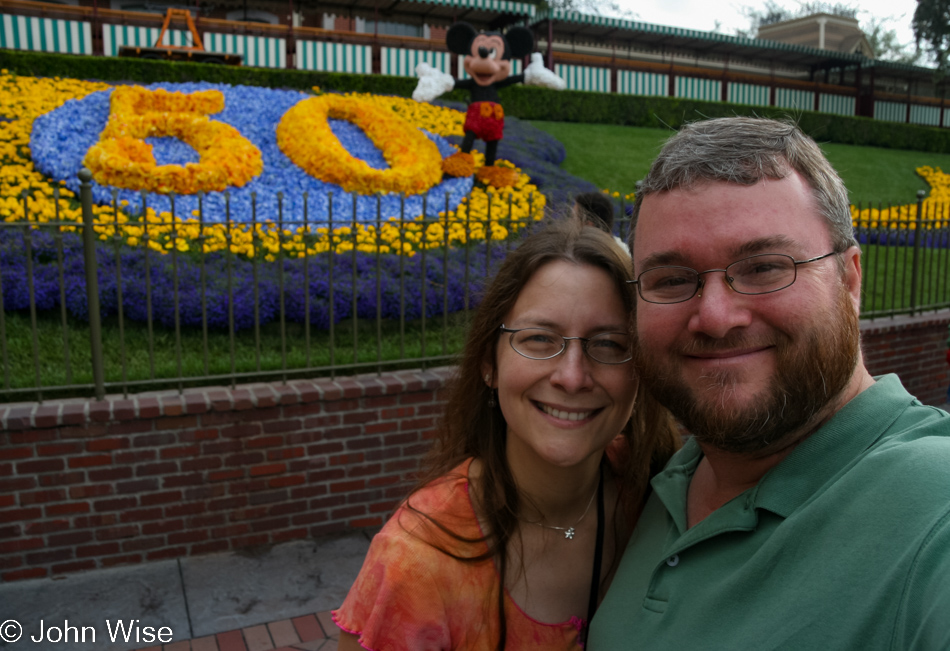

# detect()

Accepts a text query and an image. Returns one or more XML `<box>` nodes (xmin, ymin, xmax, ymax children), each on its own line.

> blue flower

<box><xmin>0</xmin><ymin>228</ymin><xmax>511</xmax><ymax>331</ymax></box>
<box><xmin>30</xmin><ymin>82</ymin><xmax>474</xmax><ymax>224</ymax></box>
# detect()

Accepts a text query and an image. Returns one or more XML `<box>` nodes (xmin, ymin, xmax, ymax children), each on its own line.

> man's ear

<box><xmin>841</xmin><ymin>245</ymin><xmax>863</xmax><ymax>311</ymax></box>
<box><xmin>447</xmin><ymin>22</ymin><xmax>477</xmax><ymax>55</ymax></box>
<box><xmin>504</xmin><ymin>26</ymin><xmax>534</xmax><ymax>59</ymax></box>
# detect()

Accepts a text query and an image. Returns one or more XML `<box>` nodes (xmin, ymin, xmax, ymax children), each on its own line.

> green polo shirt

<box><xmin>589</xmin><ymin>374</ymin><xmax>950</xmax><ymax>650</ymax></box>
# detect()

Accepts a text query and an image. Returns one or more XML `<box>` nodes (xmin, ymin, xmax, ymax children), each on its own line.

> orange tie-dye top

<box><xmin>332</xmin><ymin>458</ymin><xmax>586</xmax><ymax>650</ymax></box>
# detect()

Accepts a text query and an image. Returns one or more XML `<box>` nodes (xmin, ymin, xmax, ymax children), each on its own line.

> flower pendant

<box><xmin>564</xmin><ymin>527</ymin><xmax>575</xmax><ymax>540</ymax></box>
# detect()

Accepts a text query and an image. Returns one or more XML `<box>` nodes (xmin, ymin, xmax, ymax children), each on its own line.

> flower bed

<box><xmin>20</xmin><ymin>74</ymin><xmax>548</xmax><ymax>258</ymax></box>
<box><xmin>0</xmin><ymin>227</ymin><xmax>514</xmax><ymax>329</ymax></box>
<box><xmin>0</xmin><ymin>71</ymin><xmax>563</xmax><ymax>329</ymax></box>
<box><xmin>850</xmin><ymin>166</ymin><xmax>950</xmax><ymax>232</ymax></box>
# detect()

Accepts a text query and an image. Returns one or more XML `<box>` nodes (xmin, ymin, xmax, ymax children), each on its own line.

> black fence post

<box><xmin>79</xmin><ymin>169</ymin><xmax>106</xmax><ymax>400</ymax></box>
<box><xmin>911</xmin><ymin>190</ymin><xmax>926</xmax><ymax>315</ymax></box>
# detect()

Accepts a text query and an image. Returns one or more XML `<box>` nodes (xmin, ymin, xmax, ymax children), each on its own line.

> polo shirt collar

<box><xmin>650</xmin><ymin>374</ymin><xmax>914</xmax><ymax>531</ymax></box>
<box><xmin>755</xmin><ymin>373</ymin><xmax>912</xmax><ymax>518</ymax></box>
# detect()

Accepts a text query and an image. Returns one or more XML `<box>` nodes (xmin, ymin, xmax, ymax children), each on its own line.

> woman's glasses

<box><xmin>500</xmin><ymin>325</ymin><xmax>633</xmax><ymax>365</ymax></box>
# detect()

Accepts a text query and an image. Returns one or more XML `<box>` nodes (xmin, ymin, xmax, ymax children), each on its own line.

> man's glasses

<box><xmin>628</xmin><ymin>251</ymin><xmax>839</xmax><ymax>305</ymax></box>
<box><xmin>499</xmin><ymin>325</ymin><xmax>633</xmax><ymax>365</ymax></box>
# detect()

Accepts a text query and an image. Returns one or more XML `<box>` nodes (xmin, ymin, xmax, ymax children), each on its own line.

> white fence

<box><xmin>296</xmin><ymin>40</ymin><xmax>372</xmax><ymax>73</ymax></box>
<box><xmin>1</xmin><ymin>14</ymin><xmax>91</xmax><ymax>55</ymax></box>
<box><xmin>555</xmin><ymin>63</ymin><xmax>610</xmax><ymax>92</ymax></box>
<box><xmin>101</xmin><ymin>24</ymin><xmax>191</xmax><ymax>55</ymax></box>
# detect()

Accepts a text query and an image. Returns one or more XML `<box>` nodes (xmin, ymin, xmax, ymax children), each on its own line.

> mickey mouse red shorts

<box><xmin>464</xmin><ymin>102</ymin><xmax>505</xmax><ymax>141</ymax></box>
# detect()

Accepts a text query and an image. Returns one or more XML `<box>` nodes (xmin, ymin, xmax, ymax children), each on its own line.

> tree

<box><xmin>736</xmin><ymin>0</ymin><xmax>794</xmax><ymax>37</ymax></box>
<box><xmin>865</xmin><ymin>16</ymin><xmax>922</xmax><ymax>64</ymax></box>
<box><xmin>913</xmin><ymin>0</ymin><xmax>950</xmax><ymax>73</ymax></box>
<box><xmin>737</xmin><ymin>1</ymin><xmax>859</xmax><ymax>37</ymax></box>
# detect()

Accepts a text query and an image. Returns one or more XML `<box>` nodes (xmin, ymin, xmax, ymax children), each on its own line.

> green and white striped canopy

<box><xmin>532</xmin><ymin>8</ymin><xmax>865</xmax><ymax>69</ymax></box>
<box><xmin>307</xmin><ymin>0</ymin><xmax>534</xmax><ymax>29</ymax></box>
<box><xmin>406</xmin><ymin>0</ymin><xmax>535</xmax><ymax>15</ymax></box>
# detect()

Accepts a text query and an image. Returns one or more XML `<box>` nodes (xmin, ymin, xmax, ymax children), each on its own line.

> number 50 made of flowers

<box><xmin>84</xmin><ymin>87</ymin><xmax>444</xmax><ymax>197</ymax></box>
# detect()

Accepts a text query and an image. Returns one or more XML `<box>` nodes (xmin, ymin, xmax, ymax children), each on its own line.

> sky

<box><xmin>607</xmin><ymin>0</ymin><xmax>920</xmax><ymax>50</ymax></box>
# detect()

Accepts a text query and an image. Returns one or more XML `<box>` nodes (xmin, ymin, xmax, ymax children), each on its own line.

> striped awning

<box><xmin>404</xmin><ymin>0</ymin><xmax>535</xmax><ymax>16</ymax></box>
<box><xmin>531</xmin><ymin>8</ymin><xmax>866</xmax><ymax>70</ymax></box>
<box><xmin>863</xmin><ymin>58</ymin><xmax>943</xmax><ymax>83</ymax></box>
<box><xmin>310</xmin><ymin>0</ymin><xmax>533</xmax><ymax>29</ymax></box>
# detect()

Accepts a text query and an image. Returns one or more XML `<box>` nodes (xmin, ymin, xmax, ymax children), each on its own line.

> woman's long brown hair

<box><xmin>406</xmin><ymin>218</ymin><xmax>680</xmax><ymax>650</ymax></box>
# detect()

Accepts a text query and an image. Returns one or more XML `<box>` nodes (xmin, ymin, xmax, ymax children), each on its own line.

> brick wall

<box><xmin>861</xmin><ymin>311</ymin><xmax>950</xmax><ymax>406</ymax></box>
<box><xmin>1</xmin><ymin>311</ymin><xmax>948</xmax><ymax>583</ymax></box>
<box><xmin>0</xmin><ymin>368</ymin><xmax>452</xmax><ymax>582</ymax></box>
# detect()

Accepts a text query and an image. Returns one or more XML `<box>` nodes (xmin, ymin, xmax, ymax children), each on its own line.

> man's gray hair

<box><xmin>630</xmin><ymin>117</ymin><xmax>856</xmax><ymax>252</ymax></box>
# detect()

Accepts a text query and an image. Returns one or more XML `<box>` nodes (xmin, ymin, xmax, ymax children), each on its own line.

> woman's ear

<box><xmin>480</xmin><ymin>362</ymin><xmax>494</xmax><ymax>388</ymax></box>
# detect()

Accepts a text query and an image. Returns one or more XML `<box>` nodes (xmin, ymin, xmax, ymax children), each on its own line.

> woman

<box><xmin>333</xmin><ymin>219</ymin><xmax>680</xmax><ymax>650</ymax></box>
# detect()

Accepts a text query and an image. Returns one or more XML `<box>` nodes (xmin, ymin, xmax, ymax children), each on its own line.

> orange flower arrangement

<box><xmin>84</xmin><ymin>86</ymin><xmax>263</xmax><ymax>195</ymax></box>
<box><xmin>276</xmin><ymin>94</ymin><xmax>443</xmax><ymax>195</ymax></box>
<box><xmin>476</xmin><ymin>165</ymin><xmax>521</xmax><ymax>189</ymax></box>
<box><xmin>442</xmin><ymin>151</ymin><xmax>476</xmax><ymax>177</ymax></box>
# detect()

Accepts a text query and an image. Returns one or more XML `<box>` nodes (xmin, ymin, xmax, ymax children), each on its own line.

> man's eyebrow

<box><xmin>731</xmin><ymin>236</ymin><xmax>799</xmax><ymax>258</ymax></box>
<box><xmin>637</xmin><ymin>236</ymin><xmax>802</xmax><ymax>270</ymax></box>
<box><xmin>637</xmin><ymin>251</ymin><xmax>686</xmax><ymax>270</ymax></box>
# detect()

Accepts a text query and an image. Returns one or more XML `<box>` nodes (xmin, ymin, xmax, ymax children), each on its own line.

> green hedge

<box><xmin>499</xmin><ymin>86</ymin><xmax>950</xmax><ymax>153</ymax></box>
<box><xmin>0</xmin><ymin>49</ymin><xmax>470</xmax><ymax>102</ymax></box>
<box><xmin>4</xmin><ymin>49</ymin><xmax>950</xmax><ymax>152</ymax></box>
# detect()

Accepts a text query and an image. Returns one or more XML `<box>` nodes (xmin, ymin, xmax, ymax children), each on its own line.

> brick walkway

<box><xmin>136</xmin><ymin>611</ymin><xmax>339</xmax><ymax>651</ymax></box>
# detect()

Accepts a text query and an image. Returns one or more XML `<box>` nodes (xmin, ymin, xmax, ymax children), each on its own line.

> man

<box><xmin>573</xmin><ymin>191</ymin><xmax>615</xmax><ymax>232</ymax></box>
<box><xmin>588</xmin><ymin>117</ymin><xmax>950</xmax><ymax>649</ymax></box>
<box><xmin>573</xmin><ymin>191</ymin><xmax>628</xmax><ymax>253</ymax></box>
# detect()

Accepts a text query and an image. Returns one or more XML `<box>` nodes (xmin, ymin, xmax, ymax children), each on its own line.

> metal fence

<box><xmin>853</xmin><ymin>192</ymin><xmax>950</xmax><ymax>318</ymax></box>
<box><xmin>1</xmin><ymin>180</ymin><xmax>948</xmax><ymax>403</ymax></box>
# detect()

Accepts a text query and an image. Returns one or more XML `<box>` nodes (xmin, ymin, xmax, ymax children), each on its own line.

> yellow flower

<box><xmin>850</xmin><ymin>166</ymin><xmax>950</xmax><ymax>230</ymax></box>
<box><xmin>276</xmin><ymin>94</ymin><xmax>442</xmax><ymax>196</ymax></box>
<box><xmin>84</xmin><ymin>86</ymin><xmax>262</xmax><ymax>195</ymax></box>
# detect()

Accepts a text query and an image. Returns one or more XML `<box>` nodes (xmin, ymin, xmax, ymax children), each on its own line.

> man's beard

<box><xmin>636</xmin><ymin>286</ymin><xmax>860</xmax><ymax>456</ymax></box>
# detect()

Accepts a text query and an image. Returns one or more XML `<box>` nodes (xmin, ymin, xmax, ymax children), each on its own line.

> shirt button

<box><xmin>666</xmin><ymin>554</ymin><xmax>680</xmax><ymax>567</ymax></box>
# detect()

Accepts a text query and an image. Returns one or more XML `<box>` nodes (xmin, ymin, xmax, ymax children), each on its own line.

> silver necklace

<box><xmin>520</xmin><ymin>481</ymin><xmax>598</xmax><ymax>540</ymax></box>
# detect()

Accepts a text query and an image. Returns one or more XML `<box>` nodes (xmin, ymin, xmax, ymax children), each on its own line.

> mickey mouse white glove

<box><xmin>523</xmin><ymin>53</ymin><xmax>566</xmax><ymax>90</ymax></box>
<box><xmin>412</xmin><ymin>63</ymin><xmax>456</xmax><ymax>102</ymax></box>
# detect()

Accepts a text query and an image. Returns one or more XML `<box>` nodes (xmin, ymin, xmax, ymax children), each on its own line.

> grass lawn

<box><xmin>860</xmin><ymin>243</ymin><xmax>950</xmax><ymax>317</ymax></box>
<box><xmin>529</xmin><ymin>122</ymin><xmax>668</xmax><ymax>196</ymax></box>
<box><xmin>0</xmin><ymin>308</ymin><xmax>473</xmax><ymax>401</ymax></box>
<box><xmin>530</xmin><ymin>120</ymin><xmax>950</xmax><ymax>205</ymax></box>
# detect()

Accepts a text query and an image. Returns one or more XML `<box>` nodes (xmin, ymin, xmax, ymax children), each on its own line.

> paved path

<box><xmin>0</xmin><ymin>533</ymin><xmax>370</xmax><ymax>651</ymax></box>
<box><xmin>134</xmin><ymin>612</ymin><xmax>338</xmax><ymax>651</ymax></box>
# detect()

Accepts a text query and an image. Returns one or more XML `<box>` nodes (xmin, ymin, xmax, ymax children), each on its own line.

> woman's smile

<box><xmin>535</xmin><ymin>401</ymin><xmax>600</xmax><ymax>423</ymax></box>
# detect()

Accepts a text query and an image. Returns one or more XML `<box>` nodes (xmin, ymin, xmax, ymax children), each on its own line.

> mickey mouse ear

<box><xmin>504</xmin><ymin>26</ymin><xmax>534</xmax><ymax>59</ymax></box>
<box><xmin>447</xmin><ymin>22</ymin><xmax>477</xmax><ymax>54</ymax></box>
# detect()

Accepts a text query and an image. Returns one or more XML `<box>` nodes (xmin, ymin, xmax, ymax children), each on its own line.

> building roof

<box><xmin>529</xmin><ymin>8</ymin><xmax>948</xmax><ymax>85</ymax></box>
<box><xmin>312</xmin><ymin>0</ymin><xmax>534</xmax><ymax>29</ymax></box>
<box><xmin>530</xmin><ymin>9</ymin><xmax>866</xmax><ymax>70</ymax></box>
<box><xmin>756</xmin><ymin>12</ymin><xmax>873</xmax><ymax>57</ymax></box>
